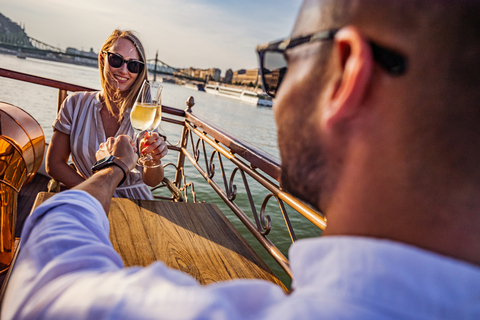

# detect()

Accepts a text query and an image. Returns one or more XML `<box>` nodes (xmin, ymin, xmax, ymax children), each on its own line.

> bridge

<box><xmin>0</xmin><ymin>35</ymin><xmax>203</xmax><ymax>82</ymax></box>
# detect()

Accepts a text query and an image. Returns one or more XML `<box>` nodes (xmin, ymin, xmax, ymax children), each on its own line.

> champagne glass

<box><xmin>141</xmin><ymin>95</ymin><xmax>163</xmax><ymax>167</ymax></box>
<box><xmin>130</xmin><ymin>80</ymin><xmax>163</xmax><ymax>168</ymax></box>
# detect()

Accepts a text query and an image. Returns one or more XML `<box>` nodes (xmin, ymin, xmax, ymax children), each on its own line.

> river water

<box><xmin>0</xmin><ymin>54</ymin><xmax>320</xmax><ymax>286</ymax></box>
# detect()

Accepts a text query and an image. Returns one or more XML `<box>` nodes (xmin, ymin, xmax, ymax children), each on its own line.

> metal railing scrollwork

<box><xmin>160</xmin><ymin>98</ymin><xmax>327</xmax><ymax>277</ymax></box>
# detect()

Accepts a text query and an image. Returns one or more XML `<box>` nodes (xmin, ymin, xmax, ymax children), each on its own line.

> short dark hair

<box><xmin>322</xmin><ymin>0</ymin><xmax>480</xmax><ymax>183</ymax></box>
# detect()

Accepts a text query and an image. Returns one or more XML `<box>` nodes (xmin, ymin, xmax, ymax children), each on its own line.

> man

<box><xmin>3</xmin><ymin>0</ymin><xmax>480</xmax><ymax>319</ymax></box>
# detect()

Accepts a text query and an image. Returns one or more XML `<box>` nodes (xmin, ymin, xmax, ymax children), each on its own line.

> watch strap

<box><xmin>92</xmin><ymin>156</ymin><xmax>129</xmax><ymax>187</ymax></box>
<box><xmin>111</xmin><ymin>157</ymin><xmax>129</xmax><ymax>187</ymax></box>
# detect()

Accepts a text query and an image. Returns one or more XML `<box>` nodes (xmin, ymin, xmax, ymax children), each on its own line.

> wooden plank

<box><xmin>33</xmin><ymin>193</ymin><xmax>286</xmax><ymax>290</ymax></box>
<box><xmin>16</xmin><ymin>173</ymin><xmax>50</xmax><ymax>237</ymax></box>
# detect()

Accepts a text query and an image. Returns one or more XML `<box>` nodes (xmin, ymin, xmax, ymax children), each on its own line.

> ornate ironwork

<box><xmin>261</xmin><ymin>194</ymin><xmax>297</xmax><ymax>242</ymax></box>
<box><xmin>170</xmin><ymin>116</ymin><xmax>308</xmax><ymax>276</ymax></box>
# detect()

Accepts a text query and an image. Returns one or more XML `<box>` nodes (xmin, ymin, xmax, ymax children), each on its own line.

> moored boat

<box><xmin>205</xmin><ymin>83</ymin><xmax>273</xmax><ymax>107</ymax></box>
<box><xmin>182</xmin><ymin>81</ymin><xmax>205</xmax><ymax>91</ymax></box>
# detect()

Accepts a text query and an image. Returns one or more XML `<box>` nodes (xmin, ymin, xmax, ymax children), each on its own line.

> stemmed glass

<box><xmin>130</xmin><ymin>80</ymin><xmax>163</xmax><ymax>168</ymax></box>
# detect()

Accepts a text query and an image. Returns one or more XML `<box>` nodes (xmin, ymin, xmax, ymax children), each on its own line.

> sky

<box><xmin>0</xmin><ymin>0</ymin><xmax>303</xmax><ymax>75</ymax></box>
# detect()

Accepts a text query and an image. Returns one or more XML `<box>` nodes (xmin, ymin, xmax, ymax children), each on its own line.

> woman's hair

<box><xmin>99</xmin><ymin>29</ymin><xmax>148</xmax><ymax>122</ymax></box>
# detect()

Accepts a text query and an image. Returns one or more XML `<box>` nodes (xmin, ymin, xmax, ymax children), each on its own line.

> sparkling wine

<box><xmin>147</xmin><ymin>105</ymin><xmax>162</xmax><ymax>131</ymax></box>
<box><xmin>130</xmin><ymin>103</ymin><xmax>156</xmax><ymax>131</ymax></box>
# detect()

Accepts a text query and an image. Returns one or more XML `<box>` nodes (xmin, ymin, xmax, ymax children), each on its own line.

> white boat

<box><xmin>241</xmin><ymin>91</ymin><xmax>273</xmax><ymax>107</ymax></box>
<box><xmin>205</xmin><ymin>84</ymin><xmax>273</xmax><ymax>107</ymax></box>
<box><xmin>183</xmin><ymin>82</ymin><xmax>205</xmax><ymax>91</ymax></box>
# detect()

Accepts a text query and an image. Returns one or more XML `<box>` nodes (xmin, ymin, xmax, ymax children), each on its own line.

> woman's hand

<box><xmin>140</xmin><ymin>132</ymin><xmax>167</xmax><ymax>187</ymax></box>
<box><xmin>140</xmin><ymin>132</ymin><xmax>168</xmax><ymax>163</ymax></box>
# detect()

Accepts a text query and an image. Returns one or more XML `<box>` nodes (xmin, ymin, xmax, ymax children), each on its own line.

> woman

<box><xmin>46</xmin><ymin>29</ymin><xmax>167</xmax><ymax>200</ymax></box>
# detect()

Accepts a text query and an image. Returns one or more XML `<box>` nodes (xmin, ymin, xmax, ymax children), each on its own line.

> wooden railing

<box><xmin>0</xmin><ymin>67</ymin><xmax>326</xmax><ymax>279</ymax></box>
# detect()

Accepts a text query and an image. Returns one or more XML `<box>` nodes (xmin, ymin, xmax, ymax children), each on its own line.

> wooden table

<box><xmin>32</xmin><ymin>192</ymin><xmax>286</xmax><ymax>290</ymax></box>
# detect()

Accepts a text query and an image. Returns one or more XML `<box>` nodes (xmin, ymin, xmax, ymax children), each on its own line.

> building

<box><xmin>223</xmin><ymin>69</ymin><xmax>233</xmax><ymax>84</ymax></box>
<box><xmin>206</xmin><ymin>68</ymin><xmax>221</xmax><ymax>82</ymax></box>
<box><xmin>176</xmin><ymin>67</ymin><xmax>221</xmax><ymax>81</ymax></box>
<box><xmin>65</xmin><ymin>47</ymin><xmax>98</xmax><ymax>67</ymax></box>
<box><xmin>232</xmin><ymin>68</ymin><xmax>260</xmax><ymax>86</ymax></box>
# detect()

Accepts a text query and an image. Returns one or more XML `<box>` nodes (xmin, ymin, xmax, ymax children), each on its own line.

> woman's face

<box><xmin>103</xmin><ymin>38</ymin><xmax>141</xmax><ymax>92</ymax></box>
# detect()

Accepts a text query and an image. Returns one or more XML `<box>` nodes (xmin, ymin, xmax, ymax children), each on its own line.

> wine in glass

<box><xmin>141</xmin><ymin>101</ymin><xmax>163</xmax><ymax>167</ymax></box>
<box><xmin>130</xmin><ymin>80</ymin><xmax>163</xmax><ymax>168</ymax></box>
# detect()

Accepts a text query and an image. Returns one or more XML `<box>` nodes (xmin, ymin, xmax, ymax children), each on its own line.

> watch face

<box><xmin>92</xmin><ymin>155</ymin><xmax>115</xmax><ymax>172</ymax></box>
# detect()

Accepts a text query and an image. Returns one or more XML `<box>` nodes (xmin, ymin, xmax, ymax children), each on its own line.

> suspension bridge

<box><xmin>0</xmin><ymin>34</ymin><xmax>202</xmax><ymax>82</ymax></box>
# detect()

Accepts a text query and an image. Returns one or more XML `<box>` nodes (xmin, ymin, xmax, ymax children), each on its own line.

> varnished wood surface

<box><xmin>34</xmin><ymin>192</ymin><xmax>286</xmax><ymax>290</ymax></box>
<box><xmin>16</xmin><ymin>173</ymin><xmax>50</xmax><ymax>237</ymax></box>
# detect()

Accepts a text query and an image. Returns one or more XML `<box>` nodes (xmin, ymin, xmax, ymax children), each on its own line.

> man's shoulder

<box><xmin>291</xmin><ymin>236</ymin><xmax>480</xmax><ymax>275</ymax></box>
<box><xmin>289</xmin><ymin>236</ymin><xmax>480</xmax><ymax>319</ymax></box>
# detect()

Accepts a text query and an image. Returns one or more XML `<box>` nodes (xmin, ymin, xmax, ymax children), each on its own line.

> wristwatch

<box><xmin>91</xmin><ymin>155</ymin><xmax>129</xmax><ymax>187</ymax></box>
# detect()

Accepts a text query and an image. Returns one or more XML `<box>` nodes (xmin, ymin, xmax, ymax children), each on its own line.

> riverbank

<box><xmin>0</xmin><ymin>46</ymin><xmax>98</xmax><ymax>68</ymax></box>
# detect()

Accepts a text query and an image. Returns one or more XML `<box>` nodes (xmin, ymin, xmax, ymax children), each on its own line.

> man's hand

<box><xmin>96</xmin><ymin>135</ymin><xmax>138</xmax><ymax>171</ymax></box>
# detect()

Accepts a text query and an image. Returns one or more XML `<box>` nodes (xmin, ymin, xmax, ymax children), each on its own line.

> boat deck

<box><xmin>16</xmin><ymin>173</ymin><xmax>50</xmax><ymax>237</ymax></box>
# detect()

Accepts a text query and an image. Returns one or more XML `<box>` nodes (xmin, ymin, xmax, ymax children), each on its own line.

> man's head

<box><xmin>260</xmin><ymin>0</ymin><xmax>480</xmax><ymax>239</ymax></box>
<box><xmin>259</xmin><ymin>0</ymin><xmax>480</xmax><ymax>250</ymax></box>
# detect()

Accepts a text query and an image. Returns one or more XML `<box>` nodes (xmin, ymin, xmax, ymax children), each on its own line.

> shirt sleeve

<box><xmin>2</xmin><ymin>190</ymin><xmax>288</xmax><ymax>320</ymax></box>
<box><xmin>52</xmin><ymin>93</ymin><xmax>77</xmax><ymax>135</ymax></box>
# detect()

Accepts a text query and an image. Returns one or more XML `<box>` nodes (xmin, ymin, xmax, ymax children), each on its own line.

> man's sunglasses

<box><xmin>103</xmin><ymin>51</ymin><xmax>145</xmax><ymax>74</ymax></box>
<box><xmin>256</xmin><ymin>29</ymin><xmax>407</xmax><ymax>98</ymax></box>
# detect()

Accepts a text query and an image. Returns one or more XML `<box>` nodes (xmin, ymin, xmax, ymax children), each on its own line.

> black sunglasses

<box><xmin>103</xmin><ymin>51</ymin><xmax>145</xmax><ymax>74</ymax></box>
<box><xmin>256</xmin><ymin>29</ymin><xmax>407</xmax><ymax>98</ymax></box>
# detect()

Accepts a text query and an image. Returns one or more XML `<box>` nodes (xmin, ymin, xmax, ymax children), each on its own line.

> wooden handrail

<box><xmin>0</xmin><ymin>68</ymin><xmax>95</xmax><ymax>92</ymax></box>
<box><xmin>0</xmin><ymin>68</ymin><xmax>187</xmax><ymax>118</ymax></box>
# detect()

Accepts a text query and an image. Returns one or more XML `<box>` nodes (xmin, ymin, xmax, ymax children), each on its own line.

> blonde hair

<box><xmin>98</xmin><ymin>29</ymin><xmax>148</xmax><ymax>122</ymax></box>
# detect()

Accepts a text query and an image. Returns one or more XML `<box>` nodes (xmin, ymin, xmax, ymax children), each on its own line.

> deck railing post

<box><xmin>174</xmin><ymin>96</ymin><xmax>195</xmax><ymax>188</ymax></box>
<box><xmin>57</xmin><ymin>89</ymin><xmax>68</xmax><ymax>113</ymax></box>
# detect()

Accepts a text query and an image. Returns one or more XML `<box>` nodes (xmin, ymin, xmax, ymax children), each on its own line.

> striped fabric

<box><xmin>53</xmin><ymin>91</ymin><xmax>154</xmax><ymax>200</ymax></box>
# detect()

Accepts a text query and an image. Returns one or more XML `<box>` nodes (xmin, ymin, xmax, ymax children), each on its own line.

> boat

<box><xmin>16</xmin><ymin>49</ymin><xmax>26</xmax><ymax>59</ymax></box>
<box><xmin>240</xmin><ymin>90</ymin><xmax>274</xmax><ymax>107</ymax></box>
<box><xmin>0</xmin><ymin>67</ymin><xmax>325</xmax><ymax>297</ymax></box>
<box><xmin>156</xmin><ymin>76</ymin><xmax>176</xmax><ymax>84</ymax></box>
<box><xmin>182</xmin><ymin>81</ymin><xmax>206</xmax><ymax>91</ymax></box>
<box><xmin>205</xmin><ymin>83</ymin><xmax>273</xmax><ymax>107</ymax></box>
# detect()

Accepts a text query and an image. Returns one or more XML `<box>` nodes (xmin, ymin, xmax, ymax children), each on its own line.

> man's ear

<box><xmin>322</xmin><ymin>26</ymin><xmax>374</xmax><ymax>129</ymax></box>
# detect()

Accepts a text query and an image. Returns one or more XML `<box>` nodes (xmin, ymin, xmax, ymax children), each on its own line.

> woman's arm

<box><xmin>46</xmin><ymin>130</ymin><xmax>85</xmax><ymax>188</ymax></box>
<box><xmin>140</xmin><ymin>132</ymin><xmax>167</xmax><ymax>187</ymax></box>
<box><xmin>142</xmin><ymin>165</ymin><xmax>164</xmax><ymax>187</ymax></box>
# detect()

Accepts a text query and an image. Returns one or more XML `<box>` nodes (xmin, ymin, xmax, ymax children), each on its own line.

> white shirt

<box><xmin>3</xmin><ymin>190</ymin><xmax>480</xmax><ymax>319</ymax></box>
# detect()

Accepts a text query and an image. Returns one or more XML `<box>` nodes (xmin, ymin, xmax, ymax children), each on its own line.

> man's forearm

<box><xmin>74</xmin><ymin>135</ymin><xmax>136</xmax><ymax>214</ymax></box>
<box><xmin>72</xmin><ymin>166</ymin><xmax>123</xmax><ymax>215</ymax></box>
